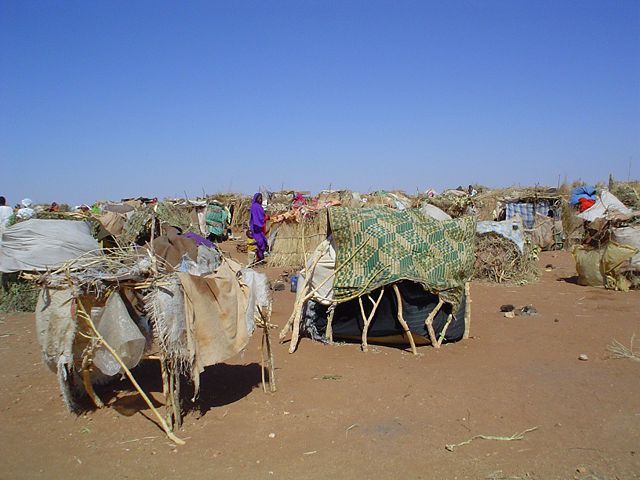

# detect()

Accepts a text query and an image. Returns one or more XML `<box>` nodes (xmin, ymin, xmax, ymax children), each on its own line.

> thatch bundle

<box><xmin>267</xmin><ymin>211</ymin><xmax>328</xmax><ymax>268</ymax></box>
<box><xmin>612</xmin><ymin>182</ymin><xmax>640</xmax><ymax>209</ymax></box>
<box><xmin>120</xmin><ymin>202</ymin><xmax>196</xmax><ymax>245</ymax></box>
<box><xmin>422</xmin><ymin>193</ymin><xmax>473</xmax><ymax>218</ymax></box>
<box><xmin>474</xmin><ymin>233</ymin><xmax>540</xmax><ymax>284</ymax></box>
<box><xmin>317</xmin><ymin>190</ymin><xmax>361</xmax><ymax>207</ymax></box>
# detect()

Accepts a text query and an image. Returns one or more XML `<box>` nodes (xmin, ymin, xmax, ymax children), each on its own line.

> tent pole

<box><xmin>392</xmin><ymin>285</ymin><xmax>417</xmax><ymax>355</ymax></box>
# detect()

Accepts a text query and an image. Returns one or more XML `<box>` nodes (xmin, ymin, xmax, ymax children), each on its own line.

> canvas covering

<box><xmin>0</xmin><ymin>219</ymin><xmax>100</xmax><ymax>273</ymax></box>
<box><xmin>328</xmin><ymin>207</ymin><xmax>475</xmax><ymax>308</ymax></box>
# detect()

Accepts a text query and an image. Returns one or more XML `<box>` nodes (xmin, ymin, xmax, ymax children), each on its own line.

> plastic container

<box><xmin>93</xmin><ymin>293</ymin><xmax>146</xmax><ymax>376</ymax></box>
<box><xmin>290</xmin><ymin>274</ymin><xmax>299</xmax><ymax>293</ymax></box>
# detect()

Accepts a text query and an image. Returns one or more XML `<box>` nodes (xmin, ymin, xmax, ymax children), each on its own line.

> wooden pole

<box><xmin>359</xmin><ymin>288</ymin><xmax>384</xmax><ymax>352</ymax></box>
<box><xmin>425</xmin><ymin>298</ymin><xmax>444</xmax><ymax>347</ymax></box>
<box><xmin>463</xmin><ymin>282</ymin><xmax>471</xmax><ymax>339</ymax></box>
<box><xmin>76</xmin><ymin>301</ymin><xmax>185</xmax><ymax>445</ymax></box>
<box><xmin>325</xmin><ymin>305</ymin><xmax>335</xmax><ymax>343</ymax></box>
<box><xmin>392</xmin><ymin>285</ymin><xmax>417</xmax><ymax>355</ymax></box>
<box><xmin>436</xmin><ymin>314</ymin><xmax>453</xmax><ymax>348</ymax></box>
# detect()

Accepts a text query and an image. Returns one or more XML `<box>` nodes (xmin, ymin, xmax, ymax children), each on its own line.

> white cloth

<box><xmin>578</xmin><ymin>190</ymin><xmax>633</xmax><ymax>222</ymax></box>
<box><xmin>16</xmin><ymin>207</ymin><xmax>34</xmax><ymax>220</ymax></box>
<box><xmin>0</xmin><ymin>205</ymin><xmax>12</xmax><ymax>227</ymax></box>
<box><xmin>0</xmin><ymin>219</ymin><xmax>100</xmax><ymax>272</ymax></box>
<box><xmin>420</xmin><ymin>203</ymin><xmax>452</xmax><ymax>221</ymax></box>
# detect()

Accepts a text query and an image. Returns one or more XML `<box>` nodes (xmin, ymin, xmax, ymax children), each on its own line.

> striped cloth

<box><xmin>505</xmin><ymin>201</ymin><xmax>550</xmax><ymax>228</ymax></box>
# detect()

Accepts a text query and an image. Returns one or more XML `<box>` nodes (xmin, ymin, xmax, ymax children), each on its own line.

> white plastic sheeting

<box><xmin>0</xmin><ymin>219</ymin><xmax>100</xmax><ymax>272</ymax></box>
<box><xmin>578</xmin><ymin>190</ymin><xmax>633</xmax><ymax>222</ymax></box>
<box><xmin>613</xmin><ymin>226</ymin><xmax>640</xmax><ymax>269</ymax></box>
<box><xmin>476</xmin><ymin>217</ymin><xmax>526</xmax><ymax>253</ymax></box>
<box><xmin>420</xmin><ymin>203</ymin><xmax>452</xmax><ymax>221</ymax></box>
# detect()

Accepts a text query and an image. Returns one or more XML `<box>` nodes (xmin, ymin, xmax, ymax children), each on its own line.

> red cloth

<box><xmin>578</xmin><ymin>198</ymin><xmax>596</xmax><ymax>212</ymax></box>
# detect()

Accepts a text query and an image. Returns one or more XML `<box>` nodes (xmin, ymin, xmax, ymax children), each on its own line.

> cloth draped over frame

<box><xmin>177</xmin><ymin>259</ymin><xmax>251</xmax><ymax>394</ymax></box>
<box><xmin>327</xmin><ymin>207</ymin><xmax>476</xmax><ymax>309</ymax></box>
<box><xmin>205</xmin><ymin>202</ymin><xmax>229</xmax><ymax>237</ymax></box>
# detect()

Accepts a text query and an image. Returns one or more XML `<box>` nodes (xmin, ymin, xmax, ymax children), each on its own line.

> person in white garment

<box><xmin>16</xmin><ymin>198</ymin><xmax>35</xmax><ymax>220</ymax></box>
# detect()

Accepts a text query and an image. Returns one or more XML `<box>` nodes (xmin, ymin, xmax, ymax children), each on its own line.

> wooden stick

<box><xmin>463</xmin><ymin>282</ymin><xmax>471</xmax><ymax>339</ymax></box>
<box><xmin>425</xmin><ymin>298</ymin><xmax>444</xmax><ymax>347</ymax></box>
<box><xmin>325</xmin><ymin>305</ymin><xmax>335</xmax><ymax>344</ymax></box>
<box><xmin>258</xmin><ymin>306</ymin><xmax>276</xmax><ymax>392</ymax></box>
<box><xmin>170</xmin><ymin>360</ymin><xmax>182</xmax><ymax>429</ymax></box>
<box><xmin>436</xmin><ymin>314</ymin><xmax>453</xmax><ymax>348</ymax></box>
<box><xmin>160</xmin><ymin>357</ymin><xmax>172</xmax><ymax>426</ymax></box>
<box><xmin>81</xmin><ymin>354</ymin><xmax>104</xmax><ymax>408</ymax></box>
<box><xmin>360</xmin><ymin>288</ymin><xmax>384</xmax><ymax>352</ymax></box>
<box><xmin>392</xmin><ymin>285</ymin><xmax>417</xmax><ymax>355</ymax></box>
<box><xmin>76</xmin><ymin>301</ymin><xmax>185</xmax><ymax>445</ymax></box>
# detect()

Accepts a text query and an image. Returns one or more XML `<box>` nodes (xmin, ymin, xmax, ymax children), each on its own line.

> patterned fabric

<box><xmin>328</xmin><ymin>207</ymin><xmax>476</xmax><ymax>308</ymax></box>
<box><xmin>505</xmin><ymin>201</ymin><xmax>550</xmax><ymax>228</ymax></box>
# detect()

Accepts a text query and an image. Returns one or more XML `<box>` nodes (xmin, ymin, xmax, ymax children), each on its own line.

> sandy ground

<box><xmin>1</xmin><ymin>249</ymin><xmax>639</xmax><ymax>480</ymax></box>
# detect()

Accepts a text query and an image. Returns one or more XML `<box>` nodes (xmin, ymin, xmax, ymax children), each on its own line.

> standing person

<box><xmin>249</xmin><ymin>192</ymin><xmax>267</xmax><ymax>262</ymax></box>
<box><xmin>0</xmin><ymin>196</ymin><xmax>13</xmax><ymax>230</ymax></box>
<box><xmin>205</xmin><ymin>200</ymin><xmax>229</xmax><ymax>243</ymax></box>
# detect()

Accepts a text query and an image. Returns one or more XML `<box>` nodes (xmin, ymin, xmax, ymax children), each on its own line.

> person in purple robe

<box><xmin>249</xmin><ymin>192</ymin><xmax>267</xmax><ymax>261</ymax></box>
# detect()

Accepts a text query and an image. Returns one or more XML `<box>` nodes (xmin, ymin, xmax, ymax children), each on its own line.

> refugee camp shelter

<box><xmin>280</xmin><ymin>206</ymin><xmax>476</xmax><ymax>354</ymax></box>
<box><xmin>25</xmin><ymin>227</ymin><xmax>275</xmax><ymax>444</ymax></box>
<box><xmin>496</xmin><ymin>191</ymin><xmax>564</xmax><ymax>250</ymax></box>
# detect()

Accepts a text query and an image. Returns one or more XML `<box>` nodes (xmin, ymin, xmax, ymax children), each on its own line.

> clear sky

<box><xmin>1</xmin><ymin>0</ymin><xmax>639</xmax><ymax>205</ymax></box>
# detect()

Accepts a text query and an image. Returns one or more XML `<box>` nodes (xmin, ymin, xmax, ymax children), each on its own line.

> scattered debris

<box><xmin>545</xmin><ymin>264</ymin><xmax>555</xmax><ymax>271</ymax></box>
<box><xmin>273</xmin><ymin>281</ymin><xmax>285</xmax><ymax>291</ymax></box>
<box><xmin>519</xmin><ymin>305</ymin><xmax>538</xmax><ymax>316</ymax></box>
<box><xmin>445</xmin><ymin>426</ymin><xmax>539</xmax><ymax>452</ymax></box>
<box><xmin>345</xmin><ymin>424</ymin><xmax>359</xmax><ymax>437</ymax></box>
<box><xmin>500</xmin><ymin>304</ymin><xmax>515</xmax><ymax>312</ymax></box>
<box><xmin>504</xmin><ymin>311</ymin><xmax>515</xmax><ymax>318</ymax></box>
<box><xmin>268</xmin><ymin>433</ymin><xmax>276</xmax><ymax>439</ymax></box>
<box><xmin>607</xmin><ymin>334</ymin><xmax>640</xmax><ymax>362</ymax></box>
<box><xmin>578</xmin><ymin>354</ymin><xmax>589</xmax><ymax>361</ymax></box>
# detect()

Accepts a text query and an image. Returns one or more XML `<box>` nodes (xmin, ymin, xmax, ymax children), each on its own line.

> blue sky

<box><xmin>1</xmin><ymin>0</ymin><xmax>639</xmax><ymax>205</ymax></box>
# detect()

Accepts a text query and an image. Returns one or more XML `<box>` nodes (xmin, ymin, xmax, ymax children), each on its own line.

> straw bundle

<box><xmin>268</xmin><ymin>212</ymin><xmax>328</xmax><ymax>268</ymax></box>
<box><xmin>474</xmin><ymin>233</ymin><xmax>540</xmax><ymax>284</ymax></box>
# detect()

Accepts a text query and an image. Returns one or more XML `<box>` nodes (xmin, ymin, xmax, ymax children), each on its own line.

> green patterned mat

<box><xmin>328</xmin><ymin>207</ymin><xmax>476</xmax><ymax>307</ymax></box>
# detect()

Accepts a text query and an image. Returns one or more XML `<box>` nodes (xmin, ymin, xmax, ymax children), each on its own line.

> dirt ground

<box><xmin>1</xmin><ymin>248</ymin><xmax>639</xmax><ymax>480</ymax></box>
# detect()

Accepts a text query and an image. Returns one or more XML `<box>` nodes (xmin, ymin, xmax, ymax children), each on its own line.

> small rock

<box><xmin>578</xmin><ymin>354</ymin><xmax>589</xmax><ymax>361</ymax></box>
<box><xmin>504</xmin><ymin>311</ymin><xmax>515</xmax><ymax>318</ymax></box>
<box><xmin>268</xmin><ymin>432</ymin><xmax>276</xmax><ymax>438</ymax></box>
<box><xmin>273</xmin><ymin>281</ymin><xmax>285</xmax><ymax>291</ymax></box>
<box><xmin>554</xmin><ymin>318</ymin><xmax>559</xmax><ymax>323</ymax></box>
<box><xmin>500</xmin><ymin>304</ymin><xmax>515</xmax><ymax>312</ymax></box>
<box><xmin>576</xmin><ymin>466</ymin><xmax>588</xmax><ymax>474</ymax></box>
<box><xmin>545</xmin><ymin>264</ymin><xmax>554</xmax><ymax>271</ymax></box>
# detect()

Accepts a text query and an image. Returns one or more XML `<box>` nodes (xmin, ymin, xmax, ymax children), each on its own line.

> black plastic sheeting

<box><xmin>301</xmin><ymin>281</ymin><xmax>466</xmax><ymax>344</ymax></box>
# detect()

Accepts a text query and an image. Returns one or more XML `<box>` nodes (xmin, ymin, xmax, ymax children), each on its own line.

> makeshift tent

<box><xmin>29</xmin><ymin>233</ymin><xmax>275</xmax><ymax>444</ymax></box>
<box><xmin>280</xmin><ymin>206</ymin><xmax>475</xmax><ymax>354</ymax></box>
<box><xmin>495</xmin><ymin>192</ymin><xmax>564</xmax><ymax>251</ymax></box>
<box><xmin>0</xmin><ymin>219</ymin><xmax>100</xmax><ymax>273</ymax></box>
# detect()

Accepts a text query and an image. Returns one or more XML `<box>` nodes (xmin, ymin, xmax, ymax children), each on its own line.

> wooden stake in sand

<box><xmin>424</xmin><ymin>297</ymin><xmax>444</xmax><ymax>347</ymax></box>
<box><xmin>463</xmin><ymin>282</ymin><xmax>471</xmax><ymax>339</ymax></box>
<box><xmin>359</xmin><ymin>288</ymin><xmax>384</xmax><ymax>352</ymax></box>
<box><xmin>76</xmin><ymin>300</ymin><xmax>185</xmax><ymax>445</ymax></box>
<box><xmin>392</xmin><ymin>284</ymin><xmax>417</xmax><ymax>355</ymax></box>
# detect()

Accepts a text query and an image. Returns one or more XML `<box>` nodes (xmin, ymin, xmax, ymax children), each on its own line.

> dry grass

<box><xmin>268</xmin><ymin>211</ymin><xmax>328</xmax><ymax>268</ymax></box>
<box><xmin>607</xmin><ymin>334</ymin><xmax>640</xmax><ymax>362</ymax></box>
<box><xmin>474</xmin><ymin>233</ymin><xmax>540</xmax><ymax>284</ymax></box>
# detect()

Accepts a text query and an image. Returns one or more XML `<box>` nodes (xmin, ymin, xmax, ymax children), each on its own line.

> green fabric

<box><xmin>328</xmin><ymin>207</ymin><xmax>476</xmax><ymax>307</ymax></box>
<box><xmin>206</xmin><ymin>204</ymin><xmax>228</xmax><ymax>236</ymax></box>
